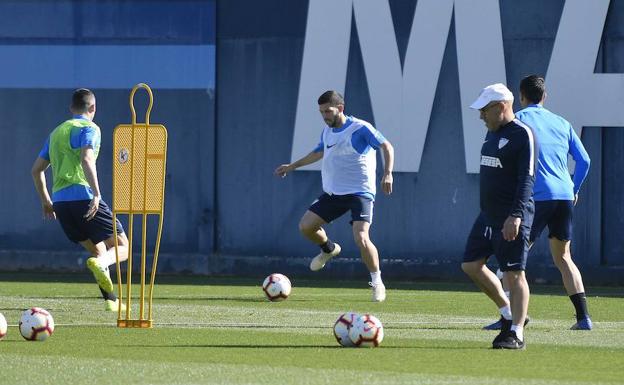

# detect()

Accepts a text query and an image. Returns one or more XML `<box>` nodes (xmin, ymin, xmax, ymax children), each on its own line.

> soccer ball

<box><xmin>262</xmin><ymin>273</ymin><xmax>292</xmax><ymax>301</ymax></box>
<box><xmin>348</xmin><ymin>314</ymin><xmax>384</xmax><ymax>347</ymax></box>
<box><xmin>333</xmin><ymin>312</ymin><xmax>359</xmax><ymax>347</ymax></box>
<box><xmin>19</xmin><ymin>307</ymin><xmax>55</xmax><ymax>341</ymax></box>
<box><xmin>0</xmin><ymin>313</ymin><xmax>7</xmax><ymax>340</ymax></box>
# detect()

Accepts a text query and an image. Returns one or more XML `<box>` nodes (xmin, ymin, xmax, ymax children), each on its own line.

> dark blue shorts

<box><xmin>530</xmin><ymin>200</ymin><xmax>573</xmax><ymax>242</ymax></box>
<box><xmin>53</xmin><ymin>199</ymin><xmax>125</xmax><ymax>244</ymax></box>
<box><xmin>309</xmin><ymin>193</ymin><xmax>374</xmax><ymax>224</ymax></box>
<box><xmin>463</xmin><ymin>212</ymin><xmax>530</xmax><ymax>271</ymax></box>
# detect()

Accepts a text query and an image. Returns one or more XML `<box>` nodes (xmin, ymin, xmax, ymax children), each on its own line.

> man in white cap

<box><xmin>461</xmin><ymin>83</ymin><xmax>538</xmax><ymax>349</ymax></box>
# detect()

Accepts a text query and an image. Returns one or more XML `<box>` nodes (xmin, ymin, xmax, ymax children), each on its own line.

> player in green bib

<box><xmin>31</xmin><ymin>89</ymin><xmax>129</xmax><ymax>312</ymax></box>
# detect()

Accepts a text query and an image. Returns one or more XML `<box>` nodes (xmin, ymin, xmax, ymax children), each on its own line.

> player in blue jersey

<box><xmin>462</xmin><ymin>83</ymin><xmax>538</xmax><ymax>349</ymax></box>
<box><xmin>275</xmin><ymin>91</ymin><xmax>394</xmax><ymax>302</ymax></box>
<box><xmin>31</xmin><ymin>89</ymin><xmax>129</xmax><ymax>312</ymax></box>
<box><xmin>483</xmin><ymin>75</ymin><xmax>593</xmax><ymax>331</ymax></box>
<box><xmin>518</xmin><ymin>75</ymin><xmax>592</xmax><ymax>330</ymax></box>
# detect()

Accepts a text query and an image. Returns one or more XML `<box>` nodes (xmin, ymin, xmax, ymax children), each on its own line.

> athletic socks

<box><xmin>370</xmin><ymin>270</ymin><xmax>382</xmax><ymax>286</ymax></box>
<box><xmin>499</xmin><ymin>305</ymin><xmax>512</xmax><ymax>321</ymax></box>
<box><xmin>511</xmin><ymin>324</ymin><xmax>524</xmax><ymax>341</ymax></box>
<box><xmin>320</xmin><ymin>239</ymin><xmax>336</xmax><ymax>254</ymax></box>
<box><xmin>570</xmin><ymin>292</ymin><xmax>590</xmax><ymax>320</ymax></box>
<box><xmin>98</xmin><ymin>248</ymin><xmax>119</xmax><ymax>268</ymax></box>
<box><xmin>99</xmin><ymin>286</ymin><xmax>117</xmax><ymax>301</ymax></box>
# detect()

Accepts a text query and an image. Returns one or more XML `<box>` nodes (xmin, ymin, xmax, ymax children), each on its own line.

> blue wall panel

<box><xmin>0</xmin><ymin>0</ymin><xmax>623</xmax><ymax>284</ymax></box>
<box><xmin>0</xmin><ymin>1</ymin><xmax>216</xmax><ymax>265</ymax></box>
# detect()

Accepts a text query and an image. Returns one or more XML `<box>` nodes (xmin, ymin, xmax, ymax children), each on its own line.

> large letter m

<box><xmin>291</xmin><ymin>0</ymin><xmax>507</xmax><ymax>173</ymax></box>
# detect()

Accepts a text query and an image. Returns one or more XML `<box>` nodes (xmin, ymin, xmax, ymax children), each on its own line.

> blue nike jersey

<box><xmin>516</xmin><ymin>105</ymin><xmax>590</xmax><ymax>201</ymax></box>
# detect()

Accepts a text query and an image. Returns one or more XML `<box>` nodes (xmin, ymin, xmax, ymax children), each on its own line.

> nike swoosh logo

<box><xmin>506</xmin><ymin>262</ymin><xmax>521</xmax><ymax>267</ymax></box>
<box><xmin>326</xmin><ymin>143</ymin><xmax>336</xmax><ymax>149</ymax></box>
<box><xmin>360</xmin><ymin>214</ymin><xmax>370</xmax><ymax>217</ymax></box>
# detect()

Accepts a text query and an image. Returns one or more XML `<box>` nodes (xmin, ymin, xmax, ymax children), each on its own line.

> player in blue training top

<box><xmin>517</xmin><ymin>75</ymin><xmax>591</xmax><ymax>329</ymax></box>
<box><xmin>275</xmin><ymin>90</ymin><xmax>394</xmax><ymax>302</ymax></box>
<box><xmin>31</xmin><ymin>89</ymin><xmax>129</xmax><ymax>312</ymax></box>
<box><xmin>462</xmin><ymin>83</ymin><xmax>538</xmax><ymax>349</ymax></box>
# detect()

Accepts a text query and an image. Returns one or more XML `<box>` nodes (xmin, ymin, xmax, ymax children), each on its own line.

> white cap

<box><xmin>469</xmin><ymin>83</ymin><xmax>514</xmax><ymax>110</ymax></box>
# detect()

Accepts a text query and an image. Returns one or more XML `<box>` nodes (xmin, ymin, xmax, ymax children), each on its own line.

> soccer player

<box><xmin>516</xmin><ymin>75</ymin><xmax>592</xmax><ymax>329</ymax></box>
<box><xmin>31</xmin><ymin>88</ymin><xmax>129</xmax><ymax>312</ymax></box>
<box><xmin>483</xmin><ymin>75</ymin><xmax>593</xmax><ymax>331</ymax></box>
<box><xmin>462</xmin><ymin>83</ymin><xmax>538</xmax><ymax>349</ymax></box>
<box><xmin>274</xmin><ymin>90</ymin><xmax>394</xmax><ymax>302</ymax></box>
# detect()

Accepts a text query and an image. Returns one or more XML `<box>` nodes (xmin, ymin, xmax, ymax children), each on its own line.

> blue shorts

<box><xmin>53</xmin><ymin>199</ymin><xmax>125</xmax><ymax>244</ymax></box>
<box><xmin>530</xmin><ymin>200</ymin><xmax>573</xmax><ymax>242</ymax></box>
<box><xmin>463</xmin><ymin>212</ymin><xmax>530</xmax><ymax>271</ymax></box>
<box><xmin>309</xmin><ymin>193</ymin><xmax>374</xmax><ymax>224</ymax></box>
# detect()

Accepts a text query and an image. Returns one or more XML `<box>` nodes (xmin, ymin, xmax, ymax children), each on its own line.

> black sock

<box><xmin>320</xmin><ymin>239</ymin><xmax>335</xmax><ymax>254</ymax></box>
<box><xmin>570</xmin><ymin>292</ymin><xmax>589</xmax><ymax>320</ymax></box>
<box><xmin>99</xmin><ymin>286</ymin><xmax>117</xmax><ymax>302</ymax></box>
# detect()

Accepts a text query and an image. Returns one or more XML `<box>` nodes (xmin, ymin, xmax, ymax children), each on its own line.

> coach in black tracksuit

<box><xmin>462</xmin><ymin>83</ymin><xmax>538</xmax><ymax>350</ymax></box>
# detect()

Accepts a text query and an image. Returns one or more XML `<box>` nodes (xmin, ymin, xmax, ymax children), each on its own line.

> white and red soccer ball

<box><xmin>348</xmin><ymin>314</ymin><xmax>384</xmax><ymax>347</ymax></box>
<box><xmin>333</xmin><ymin>312</ymin><xmax>359</xmax><ymax>347</ymax></box>
<box><xmin>262</xmin><ymin>273</ymin><xmax>292</xmax><ymax>301</ymax></box>
<box><xmin>0</xmin><ymin>312</ymin><xmax>7</xmax><ymax>340</ymax></box>
<box><xmin>19</xmin><ymin>307</ymin><xmax>54</xmax><ymax>341</ymax></box>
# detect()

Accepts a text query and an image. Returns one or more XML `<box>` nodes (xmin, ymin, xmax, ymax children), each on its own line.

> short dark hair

<box><xmin>71</xmin><ymin>88</ymin><xmax>95</xmax><ymax>113</ymax></box>
<box><xmin>519</xmin><ymin>75</ymin><xmax>545</xmax><ymax>104</ymax></box>
<box><xmin>317</xmin><ymin>90</ymin><xmax>344</xmax><ymax>106</ymax></box>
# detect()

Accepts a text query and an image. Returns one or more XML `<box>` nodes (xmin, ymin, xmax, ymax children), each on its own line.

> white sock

<box><xmin>499</xmin><ymin>305</ymin><xmax>512</xmax><ymax>320</ymax></box>
<box><xmin>98</xmin><ymin>248</ymin><xmax>118</xmax><ymax>268</ymax></box>
<box><xmin>370</xmin><ymin>271</ymin><xmax>382</xmax><ymax>285</ymax></box>
<box><xmin>511</xmin><ymin>324</ymin><xmax>524</xmax><ymax>341</ymax></box>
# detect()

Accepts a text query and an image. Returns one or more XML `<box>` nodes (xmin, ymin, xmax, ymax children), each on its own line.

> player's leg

<box><xmin>483</xmin><ymin>267</ymin><xmax>532</xmax><ymax>330</ymax></box>
<box><xmin>547</xmin><ymin>201</ymin><xmax>591</xmax><ymax>329</ymax></box>
<box><xmin>462</xmin><ymin>215</ymin><xmax>509</xmax><ymax>307</ymax></box>
<box><xmin>53</xmin><ymin>200</ymin><xmax>116</xmax><ymax>304</ymax></box>
<box><xmin>303</xmin><ymin>194</ymin><xmax>346</xmax><ymax>271</ymax></box>
<box><xmin>352</xmin><ymin>221</ymin><xmax>379</xmax><ymax>272</ymax></box>
<box><xmin>482</xmin><ymin>267</ymin><xmax>508</xmax><ymax>330</ymax></box>
<box><xmin>82</xmin><ymin>200</ymin><xmax>129</xmax><ymax>311</ymax></box>
<box><xmin>499</xmin><ymin>269</ymin><xmax>529</xmax><ymax>348</ymax></box>
<box><xmin>550</xmin><ymin>238</ymin><xmax>584</xmax><ymax>294</ymax></box>
<box><xmin>462</xmin><ymin>259</ymin><xmax>509</xmax><ymax>309</ymax></box>
<box><xmin>462</xmin><ymin>214</ymin><xmax>511</xmax><ymax>331</ymax></box>
<box><xmin>352</xmin><ymin>220</ymin><xmax>385</xmax><ymax>301</ymax></box>
<box><xmin>80</xmin><ymin>238</ymin><xmax>116</xmax><ymax>300</ymax></box>
<box><xmin>299</xmin><ymin>210</ymin><xmax>329</xmax><ymax>244</ymax></box>
<box><xmin>99</xmin><ymin>231</ymin><xmax>129</xmax><ymax>266</ymax></box>
<box><xmin>492</xmin><ymin>225</ymin><xmax>530</xmax><ymax>349</ymax></box>
<box><xmin>79</xmin><ymin>238</ymin><xmax>121</xmax><ymax>311</ymax></box>
<box><xmin>96</xmin><ymin>233</ymin><xmax>130</xmax><ymax>312</ymax></box>
<box><xmin>482</xmin><ymin>202</ymin><xmax>549</xmax><ymax>330</ymax></box>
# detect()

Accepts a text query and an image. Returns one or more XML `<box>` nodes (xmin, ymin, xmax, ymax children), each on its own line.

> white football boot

<box><xmin>370</xmin><ymin>282</ymin><xmax>386</xmax><ymax>302</ymax></box>
<box><xmin>309</xmin><ymin>243</ymin><xmax>341</xmax><ymax>271</ymax></box>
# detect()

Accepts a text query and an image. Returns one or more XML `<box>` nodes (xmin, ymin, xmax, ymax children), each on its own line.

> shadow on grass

<box><xmin>119</xmin><ymin>343</ymin><xmax>480</xmax><ymax>350</ymax></box>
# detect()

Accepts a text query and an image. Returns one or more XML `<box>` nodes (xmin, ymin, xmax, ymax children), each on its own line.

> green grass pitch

<box><xmin>0</xmin><ymin>272</ymin><xmax>623</xmax><ymax>385</ymax></box>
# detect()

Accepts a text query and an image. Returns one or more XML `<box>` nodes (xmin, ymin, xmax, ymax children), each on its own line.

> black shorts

<box><xmin>309</xmin><ymin>193</ymin><xmax>374</xmax><ymax>224</ymax></box>
<box><xmin>530</xmin><ymin>200</ymin><xmax>573</xmax><ymax>242</ymax></box>
<box><xmin>463</xmin><ymin>212</ymin><xmax>530</xmax><ymax>271</ymax></box>
<box><xmin>53</xmin><ymin>199</ymin><xmax>125</xmax><ymax>244</ymax></box>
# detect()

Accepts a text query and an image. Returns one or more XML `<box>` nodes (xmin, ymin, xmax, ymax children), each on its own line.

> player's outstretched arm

<box><xmin>380</xmin><ymin>141</ymin><xmax>394</xmax><ymax>195</ymax></box>
<box><xmin>80</xmin><ymin>146</ymin><xmax>101</xmax><ymax>221</ymax></box>
<box><xmin>274</xmin><ymin>150</ymin><xmax>323</xmax><ymax>178</ymax></box>
<box><xmin>31</xmin><ymin>157</ymin><xmax>56</xmax><ymax>220</ymax></box>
